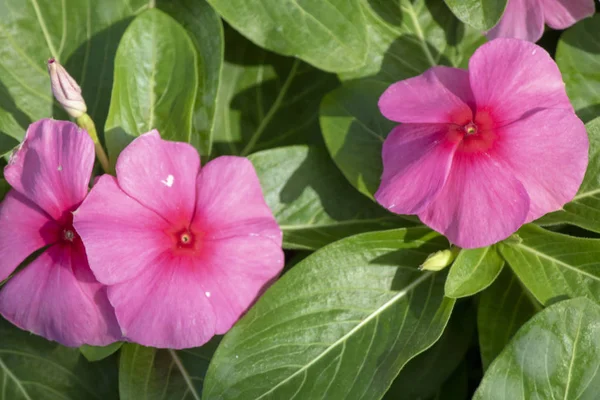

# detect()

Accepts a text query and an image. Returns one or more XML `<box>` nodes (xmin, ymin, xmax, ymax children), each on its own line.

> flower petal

<box><xmin>192</xmin><ymin>156</ymin><xmax>283</xmax><ymax>242</ymax></box>
<box><xmin>0</xmin><ymin>190</ymin><xmax>59</xmax><ymax>281</ymax></box>
<box><xmin>4</xmin><ymin>119</ymin><xmax>94</xmax><ymax>221</ymax></box>
<box><xmin>419</xmin><ymin>152</ymin><xmax>530</xmax><ymax>249</ymax></box>
<box><xmin>469</xmin><ymin>39</ymin><xmax>572</xmax><ymax>126</ymax></box>
<box><xmin>378</xmin><ymin>66</ymin><xmax>473</xmax><ymax>124</ymax></box>
<box><xmin>115</xmin><ymin>131</ymin><xmax>200</xmax><ymax>225</ymax></box>
<box><xmin>74</xmin><ymin>175</ymin><xmax>171</xmax><ymax>285</ymax></box>
<box><xmin>541</xmin><ymin>0</ymin><xmax>595</xmax><ymax>29</ymax></box>
<box><xmin>0</xmin><ymin>243</ymin><xmax>121</xmax><ymax>346</ymax></box>
<box><xmin>107</xmin><ymin>253</ymin><xmax>216</xmax><ymax>349</ymax></box>
<box><xmin>492</xmin><ymin>109</ymin><xmax>588</xmax><ymax>222</ymax></box>
<box><xmin>486</xmin><ymin>0</ymin><xmax>545</xmax><ymax>42</ymax></box>
<box><xmin>375</xmin><ymin>124</ymin><xmax>459</xmax><ymax>215</ymax></box>
<box><xmin>198</xmin><ymin>235</ymin><xmax>284</xmax><ymax>334</ymax></box>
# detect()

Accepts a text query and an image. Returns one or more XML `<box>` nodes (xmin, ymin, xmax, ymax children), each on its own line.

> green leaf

<box><xmin>443</xmin><ymin>0</ymin><xmax>507</xmax><ymax>31</ymax></box>
<box><xmin>0</xmin><ymin>317</ymin><xmax>118</xmax><ymax>399</ymax></box>
<box><xmin>445</xmin><ymin>246</ymin><xmax>504</xmax><ymax>298</ymax></box>
<box><xmin>0</xmin><ymin>0</ymin><xmax>150</xmax><ymax>139</ymax></box>
<box><xmin>499</xmin><ymin>224</ymin><xmax>600</xmax><ymax>306</ymax></box>
<box><xmin>477</xmin><ymin>267</ymin><xmax>539</xmax><ymax>370</ymax></box>
<box><xmin>248</xmin><ymin>145</ymin><xmax>411</xmax><ymax>250</ymax></box>
<box><xmin>156</xmin><ymin>0</ymin><xmax>223</xmax><ymax>156</ymax></box>
<box><xmin>212</xmin><ymin>28</ymin><xmax>339</xmax><ymax>157</ymax></box>
<box><xmin>320</xmin><ymin>79</ymin><xmax>391</xmax><ymax>198</ymax></box>
<box><xmin>340</xmin><ymin>0</ymin><xmax>486</xmax><ymax>82</ymax></box>
<box><xmin>204</xmin><ymin>0</ymin><xmax>367</xmax><ymax>73</ymax></box>
<box><xmin>536</xmin><ymin>118</ymin><xmax>600</xmax><ymax>232</ymax></box>
<box><xmin>202</xmin><ymin>227</ymin><xmax>455</xmax><ymax>400</ymax></box>
<box><xmin>79</xmin><ymin>342</ymin><xmax>123</xmax><ymax>362</ymax></box>
<box><xmin>474</xmin><ymin>297</ymin><xmax>600</xmax><ymax>399</ymax></box>
<box><xmin>105</xmin><ymin>9</ymin><xmax>198</xmax><ymax>161</ymax></box>
<box><xmin>119</xmin><ymin>339</ymin><xmax>219</xmax><ymax>400</ymax></box>
<box><xmin>385</xmin><ymin>301</ymin><xmax>475</xmax><ymax>399</ymax></box>
<box><xmin>556</xmin><ymin>15</ymin><xmax>600</xmax><ymax>123</ymax></box>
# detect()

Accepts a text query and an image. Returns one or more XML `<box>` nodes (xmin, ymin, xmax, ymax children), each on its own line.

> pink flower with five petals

<box><xmin>74</xmin><ymin>131</ymin><xmax>284</xmax><ymax>349</ymax></box>
<box><xmin>0</xmin><ymin>119</ymin><xmax>120</xmax><ymax>346</ymax></box>
<box><xmin>376</xmin><ymin>39</ymin><xmax>589</xmax><ymax>249</ymax></box>
<box><xmin>487</xmin><ymin>0</ymin><xmax>595</xmax><ymax>42</ymax></box>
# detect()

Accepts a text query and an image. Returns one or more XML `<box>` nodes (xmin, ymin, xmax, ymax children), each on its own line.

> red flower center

<box><xmin>168</xmin><ymin>226</ymin><xmax>203</xmax><ymax>254</ymax></box>
<box><xmin>448</xmin><ymin>109</ymin><xmax>497</xmax><ymax>154</ymax></box>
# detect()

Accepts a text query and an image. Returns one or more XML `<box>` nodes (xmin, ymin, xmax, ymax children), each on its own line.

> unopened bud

<box><xmin>47</xmin><ymin>58</ymin><xmax>87</xmax><ymax>118</ymax></box>
<box><xmin>419</xmin><ymin>247</ymin><xmax>460</xmax><ymax>272</ymax></box>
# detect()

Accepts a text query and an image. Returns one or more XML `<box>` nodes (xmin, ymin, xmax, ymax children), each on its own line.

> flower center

<box><xmin>180</xmin><ymin>232</ymin><xmax>192</xmax><ymax>245</ymax></box>
<box><xmin>63</xmin><ymin>229</ymin><xmax>75</xmax><ymax>242</ymax></box>
<box><xmin>464</xmin><ymin>122</ymin><xmax>478</xmax><ymax>135</ymax></box>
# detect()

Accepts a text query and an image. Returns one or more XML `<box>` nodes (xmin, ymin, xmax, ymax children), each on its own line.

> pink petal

<box><xmin>107</xmin><ymin>253</ymin><xmax>216</xmax><ymax>349</ymax></box>
<box><xmin>197</xmin><ymin>235</ymin><xmax>285</xmax><ymax>334</ymax></box>
<box><xmin>540</xmin><ymin>0</ymin><xmax>595</xmax><ymax>29</ymax></box>
<box><xmin>0</xmin><ymin>190</ymin><xmax>59</xmax><ymax>281</ymax></box>
<box><xmin>375</xmin><ymin>124</ymin><xmax>459</xmax><ymax>214</ymax></box>
<box><xmin>419</xmin><ymin>152</ymin><xmax>530</xmax><ymax>249</ymax></box>
<box><xmin>469</xmin><ymin>38</ymin><xmax>573</xmax><ymax>126</ymax></box>
<box><xmin>115</xmin><ymin>131</ymin><xmax>200</xmax><ymax>225</ymax></box>
<box><xmin>486</xmin><ymin>0</ymin><xmax>545</xmax><ymax>42</ymax></box>
<box><xmin>0</xmin><ymin>243</ymin><xmax>121</xmax><ymax>347</ymax></box>
<box><xmin>4</xmin><ymin>119</ymin><xmax>94</xmax><ymax>221</ymax></box>
<box><xmin>492</xmin><ymin>109</ymin><xmax>588</xmax><ymax>222</ymax></box>
<box><xmin>378</xmin><ymin>67</ymin><xmax>474</xmax><ymax>125</ymax></box>
<box><xmin>74</xmin><ymin>175</ymin><xmax>172</xmax><ymax>285</ymax></box>
<box><xmin>192</xmin><ymin>156</ymin><xmax>283</xmax><ymax>243</ymax></box>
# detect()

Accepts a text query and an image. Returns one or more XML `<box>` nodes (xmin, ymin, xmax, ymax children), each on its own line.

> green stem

<box><xmin>76</xmin><ymin>114</ymin><xmax>110</xmax><ymax>173</ymax></box>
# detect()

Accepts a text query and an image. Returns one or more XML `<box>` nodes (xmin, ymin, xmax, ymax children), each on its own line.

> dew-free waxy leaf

<box><xmin>0</xmin><ymin>317</ymin><xmax>118</xmax><ymax>400</ymax></box>
<box><xmin>443</xmin><ymin>0</ymin><xmax>507</xmax><ymax>31</ymax></box>
<box><xmin>249</xmin><ymin>145</ymin><xmax>411</xmax><ymax>250</ymax></box>
<box><xmin>474</xmin><ymin>297</ymin><xmax>600</xmax><ymax>399</ymax></box>
<box><xmin>204</xmin><ymin>0</ymin><xmax>368</xmax><ymax>73</ymax></box>
<box><xmin>445</xmin><ymin>246</ymin><xmax>504</xmax><ymax>298</ymax></box>
<box><xmin>203</xmin><ymin>228</ymin><xmax>454</xmax><ymax>400</ymax></box>
<box><xmin>500</xmin><ymin>224</ymin><xmax>600</xmax><ymax>306</ymax></box>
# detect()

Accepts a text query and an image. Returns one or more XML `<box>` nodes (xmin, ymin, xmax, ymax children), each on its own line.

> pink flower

<box><xmin>73</xmin><ymin>132</ymin><xmax>284</xmax><ymax>349</ymax></box>
<box><xmin>0</xmin><ymin>119</ymin><xmax>120</xmax><ymax>346</ymax></box>
<box><xmin>487</xmin><ymin>0</ymin><xmax>595</xmax><ymax>42</ymax></box>
<box><xmin>375</xmin><ymin>39</ymin><xmax>589</xmax><ymax>249</ymax></box>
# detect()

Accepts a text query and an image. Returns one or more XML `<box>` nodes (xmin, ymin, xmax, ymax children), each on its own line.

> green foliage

<box><xmin>444</xmin><ymin>0</ymin><xmax>507</xmax><ymax>31</ymax></box>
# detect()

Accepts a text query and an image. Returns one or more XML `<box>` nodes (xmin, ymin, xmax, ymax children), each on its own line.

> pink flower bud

<box><xmin>47</xmin><ymin>58</ymin><xmax>87</xmax><ymax>118</ymax></box>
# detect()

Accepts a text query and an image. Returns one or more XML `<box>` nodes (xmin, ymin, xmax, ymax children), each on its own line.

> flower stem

<box><xmin>76</xmin><ymin>114</ymin><xmax>110</xmax><ymax>173</ymax></box>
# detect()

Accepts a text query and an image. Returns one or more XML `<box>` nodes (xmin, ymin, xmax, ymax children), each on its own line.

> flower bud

<box><xmin>419</xmin><ymin>247</ymin><xmax>460</xmax><ymax>272</ymax></box>
<box><xmin>47</xmin><ymin>58</ymin><xmax>87</xmax><ymax>118</ymax></box>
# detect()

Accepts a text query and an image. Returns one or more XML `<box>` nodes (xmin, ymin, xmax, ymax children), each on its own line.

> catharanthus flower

<box><xmin>487</xmin><ymin>0</ymin><xmax>595</xmax><ymax>42</ymax></box>
<box><xmin>47</xmin><ymin>59</ymin><xmax>87</xmax><ymax>119</ymax></box>
<box><xmin>74</xmin><ymin>132</ymin><xmax>284</xmax><ymax>349</ymax></box>
<box><xmin>0</xmin><ymin>119</ymin><xmax>120</xmax><ymax>346</ymax></box>
<box><xmin>376</xmin><ymin>39</ymin><xmax>589</xmax><ymax>249</ymax></box>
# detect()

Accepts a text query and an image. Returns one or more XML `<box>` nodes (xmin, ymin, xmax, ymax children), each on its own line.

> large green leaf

<box><xmin>474</xmin><ymin>297</ymin><xmax>600</xmax><ymax>399</ymax></box>
<box><xmin>119</xmin><ymin>339</ymin><xmax>219</xmax><ymax>400</ymax></box>
<box><xmin>105</xmin><ymin>9</ymin><xmax>198</xmax><ymax>161</ymax></box>
<box><xmin>212</xmin><ymin>28</ymin><xmax>339</xmax><ymax>158</ymax></box>
<box><xmin>0</xmin><ymin>317</ymin><xmax>118</xmax><ymax>399</ymax></box>
<box><xmin>499</xmin><ymin>224</ymin><xmax>600</xmax><ymax>306</ymax></box>
<box><xmin>536</xmin><ymin>118</ymin><xmax>600</xmax><ymax>232</ymax></box>
<box><xmin>445</xmin><ymin>246</ymin><xmax>504</xmax><ymax>298</ymax></box>
<box><xmin>202</xmin><ymin>228</ymin><xmax>454</xmax><ymax>399</ymax></box>
<box><xmin>443</xmin><ymin>0</ymin><xmax>507</xmax><ymax>31</ymax></box>
<box><xmin>204</xmin><ymin>0</ymin><xmax>367</xmax><ymax>73</ymax></box>
<box><xmin>477</xmin><ymin>267</ymin><xmax>540</xmax><ymax>370</ymax></box>
<box><xmin>384</xmin><ymin>301</ymin><xmax>475</xmax><ymax>399</ymax></box>
<box><xmin>0</xmin><ymin>0</ymin><xmax>150</xmax><ymax>140</ymax></box>
<box><xmin>320</xmin><ymin>80</ymin><xmax>391</xmax><ymax>198</ymax></box>
<box><xmin>249</xmin><ymin>145</ymin><xmax>411</xmax><ymax>250</ymax></box>
<box><xmin>157</xmin><ymin>0</ymin><xmax>223</xmax><ymax>156</ymax></box>
<box><xmin>556</xmin><ymin>15</ymin><xmax>600</xmax><ymax>124</ymax></box>
<box><xmin>340</xmin><ymin>0</ymin><xmax>485</xmax><ymax>81</ymax></box>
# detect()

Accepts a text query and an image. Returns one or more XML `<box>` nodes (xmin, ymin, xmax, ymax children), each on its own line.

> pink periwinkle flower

<box><xmin>376</xmin><ymin>39</ymin><xmax>589</xmax><ymax>249</ymax></box>
<box><xmin>74</xmin><ymin>131</ymin><xmax>284</xmax><ymax>349</ymax></box>
<box><xmin>0</xmin><ymin>119</ymin><xmax>120</xmax><ymax>346</ymax></box>
<box><xmin>487</xmin><ymin>0</ymin><xmax>595</xmax><ymax>42</ymax></box>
